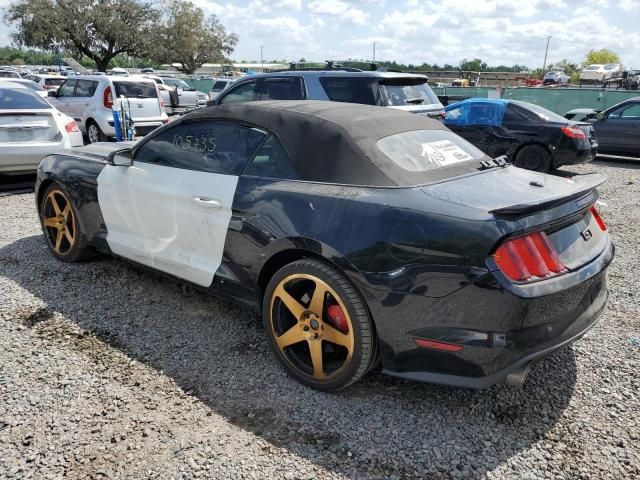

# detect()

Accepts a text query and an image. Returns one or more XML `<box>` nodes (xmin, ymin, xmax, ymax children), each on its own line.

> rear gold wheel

<box><xmin>264</xmin><ymin>259</ymin><xmax>375</xmax><ymax>391</ymax></box>
<box><xmin>40</xmin><ymin>184</ymin><xmax>90</xmax><ymax>262</ymax></box>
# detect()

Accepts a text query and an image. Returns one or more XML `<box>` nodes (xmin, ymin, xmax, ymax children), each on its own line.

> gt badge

<box><xmin>581</xmin><ymin>228</ymin><xmax>593</xmax><ymax>241</ymax></box>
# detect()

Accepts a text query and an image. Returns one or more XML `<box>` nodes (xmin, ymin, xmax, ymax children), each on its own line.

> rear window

<box><xmin>319</xmin><ymin>77</ymin><xmax>378</xmax><ymax>104</ymax></box>
<box><xmin>376</xmin><ymin>130</ymin><xmax>485</xmax><ymax>173</ymax></box>
<box><xmin>44</xmin><ymin>78</ymin><xmax>65</xmax><ymax>87</ymax></box>
<box><xmin>0</xmin><ymin>88</ymin><xmax>50</xmax><ymax>109</ymax></box>
<box><xmin>512</xmin><ymin>101</ymin><xmax>568</xmax><ymax>123</ymax></box>
<box><xmin>0</xmin><ymin>71</ymin><xmax>20</xmax><ymax>79</ymax></box>
<box><xmin>113</xmin><ymin>81</ymin><xmax>158</xmax><ymax>98</ymax></box>
<box><xmin>379</xmin><ymin>78</ymin><xmax>440</xmax><ymax>106</ymax></box>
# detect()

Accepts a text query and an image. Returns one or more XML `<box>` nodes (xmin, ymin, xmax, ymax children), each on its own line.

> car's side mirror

<box><xmin>596</xmin><ymin>111</ymin><xmax>606</xmax><ymax>121</ymax></box>
<box><xmin>47</xmin><ymin>90</ymin><xmax>57</xmax><ymax>97</ymax></box>
<box><xmin>107</xmin><ymin>148</ymin><xmax>133</xmax><ymax>166</ymax></box>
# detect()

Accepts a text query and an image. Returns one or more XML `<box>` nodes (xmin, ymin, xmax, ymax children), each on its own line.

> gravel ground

<box><xmin>0</xmin><ymin>159</ymin><xmax>638</xmax><ymax>479</ymax></box>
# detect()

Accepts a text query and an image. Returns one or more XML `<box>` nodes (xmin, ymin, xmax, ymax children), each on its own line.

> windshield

<box><xmin>212</xmin><ymin>80</ymin><xmax>230</xmax><ymax>92</ymax></box>
<box><xmin>377</xmin><ymin>129</ymin><xmax>485</xmax><ymax>173</ymax></box>
<box><xmin>15</xmin><ymin>80</ymin><xmax>46</xmax><ymax>92</ymax></box>
<box><xmin>513</xmin><ymin>100</ymin><xmax>569</xmax><ymax>123</ymax></box>
<box><xmin>0</xmin><ymin>87</ymin><xmax>50</xmax><ymax>109</ymax></box>
<box><xmin>379</xmin><ymin>79</ymin><xmax>440</xmax><ymax>106</ymax></box>
<box><xmin>0</xmin><ymin>71</ymin><xmax>20</xmax><ymax>78</ymax></box>
<box><xmin>604</xmin><ymin>64</ymin><xmax>618</xmax><ymax>70</ymax></box>
<box><xmin>585</xmin><ymin>65</ymin><xmax>601</xmax><ymax>70</ymax></box>
<box><xmin>113</xmin><ymin>81</ymin><xmax>158</xmax><ymax>98</ymax></box>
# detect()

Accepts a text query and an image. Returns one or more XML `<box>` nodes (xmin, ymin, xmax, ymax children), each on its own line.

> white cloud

<box><xmin>308</xmin><ymin>0</ymin><xmax>369</xmax><ymax>25</ymax></box>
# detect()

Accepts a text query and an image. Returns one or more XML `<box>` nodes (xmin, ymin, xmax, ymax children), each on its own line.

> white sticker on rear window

<box><xmin>421</xmin><ymin>140</ymin><xmax>474</xmax><ymax>166</ymax></box>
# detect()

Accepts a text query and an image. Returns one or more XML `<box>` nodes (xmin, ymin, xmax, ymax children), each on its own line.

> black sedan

<box><xmin>587</xmin><ymin>97</ymin><xmax>640</xmax><ymax>158</ymax></box>
<box><xmin>35</xmin><ymin>101</ymin><xmax>613</xmax><ymax>391</ymax></box>
<box><xmin>444</xmin><ymin>98</ymin><xmax>598</xmax><ymax>172</ymax></box>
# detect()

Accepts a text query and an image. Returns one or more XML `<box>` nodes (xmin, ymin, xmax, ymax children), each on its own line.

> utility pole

<box><xmin>260</xmin><ymin>45</ymin><xmax>264</xmax><ymax>72</ymax></box>
<box><xmin>541</xmin><ymin>36</ymin><xmax>551</xmax><ymax>78</ymax></box>
<box><xmin>373</xmin><ymin>41</ymin><xmax>376</xmax><ymax>63</ymax></box>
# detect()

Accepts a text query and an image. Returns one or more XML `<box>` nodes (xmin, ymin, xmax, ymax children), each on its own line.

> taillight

<box><xmin>64</xmin><ymin>121</ymin><xmax>79</xmax><ymax>133</ymax></box>
<box><xmin>157</xmin><ymin>86</ymin><xmax>164</xmax><ymax>108</ymax></box>
<box><xmin>561</xmin><ymin>125</ymin><xmax>586</xmax><ymax>139</ymax></box>
<box><xmin>103</xmin><ymin>87</ymin><xmax>113</xmax><ymax>109</ymax></box>
<box><xmin>590</xmin><ymin>206</ymin><xmax>607</xmax><ymax>231</ymax></box>
<box><xmin>493</xmin><ymin>231</ymin><xmax>565</xmax><ymax>282</ymax></box>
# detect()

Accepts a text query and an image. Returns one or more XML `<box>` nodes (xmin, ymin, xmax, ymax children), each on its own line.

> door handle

<box><xmin>191</xmin><ymin>196</ymin><xmax>222</xmax><ymax>209</ymax></box>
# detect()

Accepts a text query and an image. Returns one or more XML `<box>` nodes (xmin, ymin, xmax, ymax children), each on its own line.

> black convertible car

<box><xmin>444</xmin><ymin>99</ymin><xmax>598</xmax><ymax>172</ymax></box>
<box><xmin>35</xmin><ymin>101</ymin><xmax>613</xmax><ymax>391</ymax></box>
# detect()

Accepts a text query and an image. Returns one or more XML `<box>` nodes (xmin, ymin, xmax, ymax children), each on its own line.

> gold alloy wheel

<box><xmin>270</xmin><ymin>273</ymin><xmax>355</xmax><ymax>380</ymax></box>
<box><xmin>42</xmin><ymin>189</ymin><xmax>76</xmax><ymax>255</ymax></box>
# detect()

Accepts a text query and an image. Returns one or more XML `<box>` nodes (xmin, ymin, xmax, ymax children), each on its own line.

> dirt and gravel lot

<box><xmin>0</xmin><ymin>159</ymin><xmax>638</xmax><ymax>479</ymax></box>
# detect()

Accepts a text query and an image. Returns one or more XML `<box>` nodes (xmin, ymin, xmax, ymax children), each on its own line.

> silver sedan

<box><xmin>0</xmin><ymin>84</ymin><xmax>83</xmax><ymax>174</ymax></box>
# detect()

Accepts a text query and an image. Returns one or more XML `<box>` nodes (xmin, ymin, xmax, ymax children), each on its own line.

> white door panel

<box><xmin>97</xmin><ymin>162</ymin><xmax>238</xmax><ymax>287</ymax></box>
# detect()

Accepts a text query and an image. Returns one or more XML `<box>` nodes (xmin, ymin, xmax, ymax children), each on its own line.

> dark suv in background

<box><xmin>209</xmin><ymin>65</ymin><xmax>445</xmax><ymax>118</ymax></box>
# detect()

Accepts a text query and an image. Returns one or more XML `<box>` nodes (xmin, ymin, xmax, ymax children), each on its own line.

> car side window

<box><xmin>259</xmin><ymin>78</ymin><xmax>305</xmax><ymax>101</ymax></box>
<box><xmin>134</xmin><ymin>121</ymin><xmax>267</xmax><ymax>175</ymax></box>
<box><xmin>219</xmin><ymin>81</ymin><xmax>258</xmax><ymax>104</ymax></box>
<box><xmin>243</xmin><ymin>134</ymin><xmax>298</xmax><ymax>179</ymax></box>
<box><xmin>609</xmin><ymin>102</ymin><xmax>640</xmax><ymax>119</ymax></box>
<box><xmin>74</xmin><ymin>80</ymin><xmax>97</xmax><ymax>97</ymax></box>
<box><xmin>319</xmin><ymin>77</ymin><xmax>376</xmax><ymax>104</ymax></box>
<box><xmin>503</xmin><ymin>104</ymin><xmax>530</xmax><ymax>122</ymax></box>
<box><xmin>56</xmin><ymin>80</ymin><xmax>77</xmax><ymax>97</ymax></box>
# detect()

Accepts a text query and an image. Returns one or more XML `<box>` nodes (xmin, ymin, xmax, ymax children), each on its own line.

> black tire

<box><xmin>39</xmin><ymin>183</ymin><xmax>92</xmax><ymax>262</ymax></box>
<box><xmin>514</xmin><ymin>144</ymin><xmax>551</xmax><ymax>172</ymax></box>
<box><xmin>86</xmin><ymin>120</ymin><xmax>108</xmax><ymax>143</ymax></box>
<box><xmin>263</xmin><ymin>258</ymin><xmax>376</xmax><ymax>391</ymax></box>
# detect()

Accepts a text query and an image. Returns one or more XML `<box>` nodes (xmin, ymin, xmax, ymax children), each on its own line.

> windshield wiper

<box><xmin>405</xmin><ymin>97</ymin><xmax>425</xmax><ymax>104</ymax></box>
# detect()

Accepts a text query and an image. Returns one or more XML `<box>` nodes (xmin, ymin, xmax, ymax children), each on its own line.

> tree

<box><xmin>4</xmin><ymin>0</ymin><xmax>161</xmax><ymax>72</ymax></box>
<box><xmin>583</xmin><ymin>48</ymin><xmax>620</xmax><ymax>67</ymax></box>
<box><xmin>459</xmin><ymin>58</ymin><xmax>488</xmax><ymax>72</ymax></box>
<box><xmin>155</xmin><ymin>0</ymin><xmax>237</xmax><ymax>74</ymax></box>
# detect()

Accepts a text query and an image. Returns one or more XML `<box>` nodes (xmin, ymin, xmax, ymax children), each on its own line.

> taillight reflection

<box><xmin>590</xmin><ymin>206</ymin><xmax>607</xmax><ymax>231</ymax></box>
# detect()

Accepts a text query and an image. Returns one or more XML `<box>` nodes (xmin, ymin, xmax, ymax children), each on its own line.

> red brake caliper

<box><xmin>326</xmin><ymin>305</ymin><xmax>348</xmax><ymax>333</ymax></box>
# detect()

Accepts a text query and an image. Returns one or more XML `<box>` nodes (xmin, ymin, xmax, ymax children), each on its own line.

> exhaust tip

<box><xmin>505</xmin><ymin>363</ymin><xmax>531</xmax><ymax>387</ymax></box>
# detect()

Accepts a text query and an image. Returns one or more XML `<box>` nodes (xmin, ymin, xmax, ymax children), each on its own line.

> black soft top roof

<box><xmin>184</xmin><ymin>101</ymin><xmax>467</xmax><ymax>186</ymax></box>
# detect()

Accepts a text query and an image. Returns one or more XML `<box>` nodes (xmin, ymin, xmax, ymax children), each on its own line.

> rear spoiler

<box><xmin>490</xmin><ymin>173</ymin><xmax>606</xmax><ymax>218</ymax></box>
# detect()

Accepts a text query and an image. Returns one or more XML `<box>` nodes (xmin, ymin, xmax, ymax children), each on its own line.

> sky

<box><xmin>2</xmin><ymin>0</ymin><xmax>640</xmax><ymax>68</ymax></box>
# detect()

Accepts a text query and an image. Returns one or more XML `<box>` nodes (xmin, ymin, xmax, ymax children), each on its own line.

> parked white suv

<box><xmin>49</xmin><ymin>75</ymin><xmax>168</xmax><ymax>143</ymax></box>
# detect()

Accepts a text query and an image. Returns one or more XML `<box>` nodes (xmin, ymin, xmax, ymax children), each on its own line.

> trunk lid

<box><xmin>421</xmin><ymin>166</ymin><xmax>608</xmax><ymax>272</ymax></box>
<box><xmin>0</xmin><ymin>111</ymin><xmax>60</xmax><ymax>143</ymax></box>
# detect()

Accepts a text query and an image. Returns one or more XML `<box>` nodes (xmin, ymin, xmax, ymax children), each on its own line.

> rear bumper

<box><xmin>553</xmin><ymin>145</ymin><xmax>597</xmax><ymax>167</ymax></box>
<box><xmin>105</xmin><ymin>120</ymin><xmax>164</xmax><ymax>137</ymax></box>
<box><xmin>0</xmin><ymin>142</ymin><xmax>67</xmax><ymax>173</ymax></box>
<box><xmin>384</xmin><ymin>282</ymin><xmax>607</xmax><ymax>388</ymax></box>
<box><xmin>374</xmin><ymin>240</ymin><xmax>614</xmax><ymax>388</ymax></box>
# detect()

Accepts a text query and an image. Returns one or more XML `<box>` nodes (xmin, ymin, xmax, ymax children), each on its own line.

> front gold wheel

<box><xmin>264</xmin><ymin>259</ymin><xmax>375</xmax><ymax>391</ymax></box>
<box><xmin>40</xmin><ymin>184</ymin><xmax>90</xmax><ymax>263</ymax></box>
<box><xmin>42</xmin><ymin>189</ymin><xmax>76</xmax><ymax>255</ymax></box>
